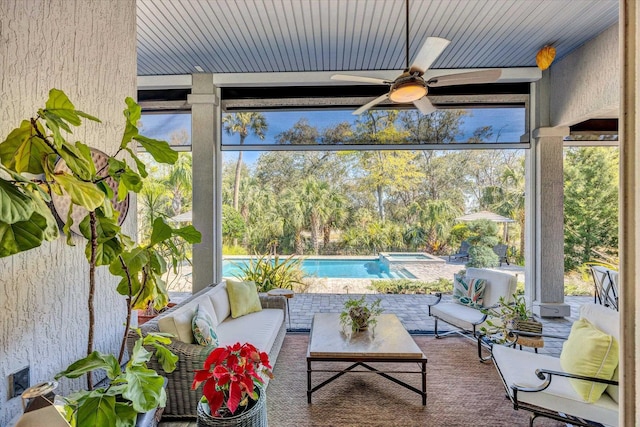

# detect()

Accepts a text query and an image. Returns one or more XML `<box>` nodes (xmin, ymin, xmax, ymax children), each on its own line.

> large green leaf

<box><xmin>118</xmin><ymin>169</ymin><xmax>143</xmax><ymax>199</ymax></box>
<box><xmin>131</xmin><ymin>271</ymin><xmax>159</xmax><ymax>310</ymax></box>
<box><xmin>53</xmin><ymin>173</ymin><xmax>105</xmax><ymax>211</ymax></box>
<box><xmin>149</xmin><ymin>218</ymin><xmax>172</xmax><ymax>247</ymax></box>
<box><xmin>0</xmin><ymin>212</ymin><xmax>47</xmax><ymax>257</ymax></box>
<box><xmin>124</xmin><ymin>97</ymin><xmax>142</xmax><ymax>125</ymax></box>
<box><xmin>45</xmin><ymin>89</ymin><xmax>81</xmax><ymax>126</ymax></box>
<box><xmin>0</xmin><ymin>120</ymin><xmax>31</xmax><ymax>168</ymax></box>
<box><xmin>0</xmin><ymin>120</ymin><xmax>53</xmax><ymax>174</ymax></box>
<box><xmin>122</xmin><ymin>365</ymin><xmax>166</xmax><ymax>413</ymax></box>
<box><xmin>172</xmin><ymin>225</ymin><xmax>202</xmax><ymax>244</ymax></box>
<box><xmin>109</xmin><ymin>247</ymin><xmax>148</xmax><ymax>277</ymax></box>
<box><xmin>29</xmin><ymin>193</ymin><xmax>59</xmax><ymax>242</ymax></box>
<box><xmin>151</xmin><ymin>343</ymin><xmax>178</xmax><ymax>373</ymax></box>
<box><xmin>113</xmin><ymin>401</ymin><xmax>138</xmax><ymax>427</ymax></box>
<box><xmin>58</xmin><ymin>142</ymin><xmax>94</xmax><ymax>180</ymax></box>
<box><xmin>75</xmin><ymin>394</ymin><xmax>117</xmax><ymax>427</ymax></box>
<box><xmin>120</xmin><ymin>98</ymin><xmax>142</xmax><ymax>147</ymax></box>
<box><xmin>148</xmin><ymin>249</ymin><xmax>167</xmax><ymax>275</ymax></box>
<box><xmin>134</xmin><ymin>135</ymin><xmax>178</xmax><ymax>164</ymax></box>
<box><xmin>129</xmin><ymin>337</ymin><xmax>153</xmax><ymax>366</ymax></box>
<box><xmin>125</xmin><ymin>147</ymin><xmax>148</xmax><ymax>178</ymax></box>
<box><xmin>44</xmin><ymin>88</ymin><xmax>100</xmax><ymax>127</ymax></box>
<box><xmin>79</xmin><ymin>211</ymin><xmax>124</xmax><ymax>265</ymax></box>
<box><xmin>0</xmin><ymin>179</ymin><xmax>35</xmax><ymax>224</ymax></box>
<box><xmin>85</xmin><ymin>235</ymin><xmax>123</xmax><ymax>267</ymax></box>
<box><xmin>55</xmin><ymin>351</ymin><xmax>121</xmax><ymax>380</ymax></box>
<box><xmin>116</xmin><ymin>275</ymin><xmax>141</xmax><ymax>298</ymax></box>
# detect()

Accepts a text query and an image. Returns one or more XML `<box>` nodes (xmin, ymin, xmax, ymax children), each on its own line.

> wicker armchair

<box><xmin>130</xmin><ymin>284</ymin><xmax>287</xmax><ymax>418</ymax></box>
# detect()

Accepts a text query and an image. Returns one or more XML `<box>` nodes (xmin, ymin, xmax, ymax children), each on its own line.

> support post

<box><xmin>189</xmin><ymin>74</ymin><xmax>222</xmax><ymax>293</ymax></box>
<box><xmin>532</xmin><ymin>127</ymin><xmax>571</xmax><ymax>317</ymax></box>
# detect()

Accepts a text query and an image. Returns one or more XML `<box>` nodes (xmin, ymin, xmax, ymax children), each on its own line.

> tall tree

<box><xmin>352</xmin><ymin>111</ymin><xmax>422</xmax><ymax>221</ymax></box>
<box><xmin>222</xmin><ymin>112</ymin><xmax>268</xmax><ymax>211</ymax></box>
<box><xmin>564</xmin><ymin>147</ymin><xmax>619</xmax><ymax>270</ymax></box>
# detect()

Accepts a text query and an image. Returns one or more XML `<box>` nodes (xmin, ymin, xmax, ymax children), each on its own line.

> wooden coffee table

<box><xmin>306</xmin><ymin>313</ymin><xmax>427</xmax><ymax>405</ymax></box>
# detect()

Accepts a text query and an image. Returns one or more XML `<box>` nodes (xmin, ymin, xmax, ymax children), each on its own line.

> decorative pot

<box><xmin>506</xmin><ymin>318</ymin><xmax>543</xmax><ymax>335</ymax></box>
<box><xmin>349</xmin><ymin>307</ymin><xmax>370</xmax><ymax>331</ymax></box>
<box><xmin>196</xmin><ymin>386</ymin><xmax>267</xmax><ymax>427</ymax></box>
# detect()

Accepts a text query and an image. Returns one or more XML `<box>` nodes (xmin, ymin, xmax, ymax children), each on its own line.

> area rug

<box><xmin>266</xmin><ymin>334</ymin><xmax>564</xmax><ymax>427</ymax></box>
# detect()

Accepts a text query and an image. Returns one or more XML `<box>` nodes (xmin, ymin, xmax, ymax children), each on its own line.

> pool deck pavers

<box><xmin>286</xmin><ymin>292</ymin><xmax>585</xmax><ymax>357</ymax></box>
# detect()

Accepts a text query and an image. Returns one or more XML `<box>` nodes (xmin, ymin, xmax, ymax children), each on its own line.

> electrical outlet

<box><xmin>8</xmin><ymin>366</ymin><xmax>29</xmax><ymax>399</ymax></box>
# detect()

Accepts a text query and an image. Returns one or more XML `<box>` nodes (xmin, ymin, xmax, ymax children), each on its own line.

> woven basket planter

<box><xmin>506</xmin><ymin>318</ymin><xmax>543</xmax><ymax>335</ymax></box>
<box><xmin>196</xmin><ymin>386</ymin><xmax>267</xmax><ymax>427</ymax></box>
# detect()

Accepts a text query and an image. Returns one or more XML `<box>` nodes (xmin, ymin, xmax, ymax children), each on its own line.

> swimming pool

<box><xmin>222</xmin><ymin>257</ymin><xmax>415</xmax><ymax>279</ymax></box>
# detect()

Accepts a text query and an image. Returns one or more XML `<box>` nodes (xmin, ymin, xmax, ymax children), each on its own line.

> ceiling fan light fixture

<box><xmin>389</xmin><ymin>81</ymin><xmax>427</xmax><ymax>103</ymax></box>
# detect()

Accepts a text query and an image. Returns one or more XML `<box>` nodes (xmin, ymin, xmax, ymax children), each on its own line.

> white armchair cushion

<box><xmin>466</xmin><ymin>268</ymin><xmax>517</xmax><ymax>307</ymax></box>
<box><xmin>493</xmin><ymin>345</ymin><xmax>618</xmax><ymax>427</ymax></box>
<box><xmin>430</xmin><ymin>302</ymin><xmax>487</xmax><ymax>330</ymax></box>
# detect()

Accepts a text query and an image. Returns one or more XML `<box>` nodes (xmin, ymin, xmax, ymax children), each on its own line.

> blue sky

<box><xmin>140</xmin><ymin>107</ymin><xmax>525</xmax><ymax>164</ymax></box>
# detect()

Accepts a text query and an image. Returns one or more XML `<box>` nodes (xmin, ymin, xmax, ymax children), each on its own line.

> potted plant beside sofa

<box><xmin>192</xmin><ymin>342</ymin><xmax>273</xmax><ymax>426</ymax></box>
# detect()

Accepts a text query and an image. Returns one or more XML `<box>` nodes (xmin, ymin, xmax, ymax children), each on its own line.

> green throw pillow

<box><xmin>453</xmin><ymin>274</ymin><xmax>486</xmax><ymax>308</ymax></box>
<box><xmin>192</xmin><ymin>305</ymin><xmax>219</xmax><ymax>347</ymax></box>
<box><xmin>560</xmin><ymin>317</ymin><xmax>619</xmax><ymax>403</ymax></box>
<box><xmin>226</xmin><ymin>279</ymin><xmax>263</xmax><ymax>318</ymax></box>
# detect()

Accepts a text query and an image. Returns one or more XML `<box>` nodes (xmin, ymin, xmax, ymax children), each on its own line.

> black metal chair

<box><xmin>492</xmin><ymin>244</ymin><xmax>509</xmax><ymax>266</ymax></box>
<box><xmin>448</xmin><ymin>240</ymin><xmax>470</xmax><ymax>262</ymax></box>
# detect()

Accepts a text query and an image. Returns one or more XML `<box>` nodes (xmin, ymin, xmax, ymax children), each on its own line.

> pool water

<box><xmin>222</xmin><ymin>258</ymin><xmax>415</xmax><ymax>279</ymax></box>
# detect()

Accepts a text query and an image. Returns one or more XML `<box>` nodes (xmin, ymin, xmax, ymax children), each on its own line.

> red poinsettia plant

<box><xmin>192</xmin><ymin>342</ymin><xmax>273</xmax><ymax>417</ymax></box>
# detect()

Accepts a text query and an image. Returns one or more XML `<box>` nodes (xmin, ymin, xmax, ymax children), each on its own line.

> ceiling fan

<box><xmin>331</xmin><ymin>0</ymin><xmax>502</xmax><ymax>115</ymax></box>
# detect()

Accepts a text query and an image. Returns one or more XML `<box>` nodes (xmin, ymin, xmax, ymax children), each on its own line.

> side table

<box><xmin>477</xmin><ymin>330</ymin><xmax>544</xmax><ymax>362</ymax></box>
<box><xmin>267</xmin><ymin>288</ymin><xmax>294</xmax><ymax>330</ymax></box>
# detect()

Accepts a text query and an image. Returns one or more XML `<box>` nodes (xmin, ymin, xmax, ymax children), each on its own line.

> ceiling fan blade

<box><xmin>409</xmin><ymin>37</ymin><xmax>451</xmax><ymax>74</ymax></box>
<box><xmin>413</xmin><ymin>96</ymin><xmax>437</xmax><ymax>115</ymax></box>
<box><xmin>353</xmin><ymin>93</ymin><xmax>390</xmax><ymax>115</ymax></box>
<box><xmin>427</xmin><ymin>69</ymin><xmax>502</xmax><ymax>87</ymax></box>
<box><xmin>331</xmin><ymin>74</ymin><xmax>390</xmax><ymax>85</ymax></box>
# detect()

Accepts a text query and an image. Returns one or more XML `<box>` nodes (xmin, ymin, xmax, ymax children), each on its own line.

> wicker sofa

<box><xmin>133</xmin><ymin>282</ymin><xmax>287</xmax><ymax>418</ymax></box>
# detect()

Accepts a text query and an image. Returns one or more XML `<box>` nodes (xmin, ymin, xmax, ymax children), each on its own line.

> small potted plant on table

<box><xmin>192</xmin><ymin>342</ymin><xmax>273</xmax><ymax>426</ymax></box>
<box><xmin>340</xmin><ymin>295</ymin><xmax>384</xmax><ymax>333</ymax></box>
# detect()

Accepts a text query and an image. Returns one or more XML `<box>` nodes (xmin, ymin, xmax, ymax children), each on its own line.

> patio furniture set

<box><xmin>449</xmin><ymin>241</ymin><xmax>511</xmax><ymax>266</ymax></box>
<box><xmin>137</xmin><ymin>268</ymin><xmax>619</xmax><ymax>427</ymax></box>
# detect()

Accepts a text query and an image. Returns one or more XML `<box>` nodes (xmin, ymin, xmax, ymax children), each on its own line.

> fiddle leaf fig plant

<box><xmin>0</xmin><ymin>89</ymin><xmax>201</xmax><ymax>413</ymax></box>
<box><xmin>55</xmin><ymin>329</ymin><xmax>178</xmax><ymax>427</ymax></box>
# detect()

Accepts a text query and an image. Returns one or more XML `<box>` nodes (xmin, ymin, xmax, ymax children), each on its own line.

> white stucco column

<box><xmin>532</xmin><ymin>127</ymin><xmax>571</xmax><ymax>317</ymax></box>
<box><xmin>188</xmin><ymin>74</ymin><xmax>222</xmax><ymax>293</ymax></box>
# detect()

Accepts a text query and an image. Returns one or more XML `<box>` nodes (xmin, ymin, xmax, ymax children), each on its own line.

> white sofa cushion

<box><xmin>208</xmin><ymin>282</ymin><xmax>231</xmax><ymax>324</ymax></box>
<box><xmin>216</xmin><ymin>309</ymin><xmax>284</xmax><ymax>354</ymax></box>
<box><xmin>158</xmin><ymin>293</ymin><xmax>217</xmax><ymax>343</ymax></box>
<box><xmin>493</xmin><ymin>345</ymin><xmax>618</xmax><ymax>427</ymax></box>
<box><xmin>466</xmin><ymin>267</ymin><xmax>517</xmax><ymax>307</ymax></box>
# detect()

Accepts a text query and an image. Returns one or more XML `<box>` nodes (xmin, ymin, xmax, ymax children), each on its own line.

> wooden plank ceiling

<box><xmin>137</xmin><ymin>0</ymin><xmax>619</xmax><ymax>76</ymax></box>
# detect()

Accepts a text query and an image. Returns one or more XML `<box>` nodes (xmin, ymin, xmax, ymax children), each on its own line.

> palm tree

<box><xmin>299</xmin><ymin>177</ymin><xmax>332</xmax><ymax>255</ymax></box>
<box><xmin>164</xmin><ymin>153</ymin><xmax>192</xmax><ymax>216</ymax></box>
<box><xmin>222</xmin><ymin>113</ymin><xmax>268</xmax><ymax>212</ymax></box>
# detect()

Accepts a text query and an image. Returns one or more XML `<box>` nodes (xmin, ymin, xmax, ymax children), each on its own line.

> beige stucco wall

<box><xmin>550</xmin><ymin>23</ymin><xmax>620</xmax><ymax>126</ymax></box>
<box><xmin>0</xmin><ymin>1</ymin><xmax>136</xmax><ymax>424</ymax></box>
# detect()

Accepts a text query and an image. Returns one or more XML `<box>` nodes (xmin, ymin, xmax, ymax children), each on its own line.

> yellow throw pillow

<box><xmin>226</xmin><ymin>279</ymin><xmax>263</xmax><ymax>318</ymax></box>
<box><xmin>560</xmin><ymin>317</ymin><xmax>619</xmax><ymax>403</ymax></box>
